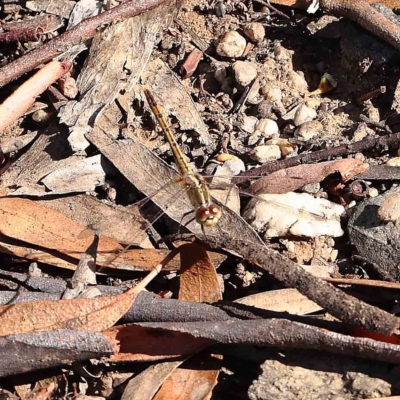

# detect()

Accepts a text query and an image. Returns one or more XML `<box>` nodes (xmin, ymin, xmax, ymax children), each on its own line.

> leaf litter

<box><xmin>0</xmin><ymin>0</ymin><xmax>399</xmax><ymax>397</ymax></box>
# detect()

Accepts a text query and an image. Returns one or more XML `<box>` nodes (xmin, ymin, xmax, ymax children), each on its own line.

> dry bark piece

<box><xmin>141</xmin><ymin>58</ymin><xmax>211</xmax><ymax>144</ymax></box>
<box><xmin>41</xmin><ymin>155</ymin><xmax>106</xmax><ymax>193</ymax></box>
<box><xmin>0</xmin><ymin>0</ymin><xmax>169</xmax><ymax>88</ymax></box>
<box><xmin>243</xmin><ymin>192</ymin><xmax>344</xmax><ymax>238</ymax></box>
<box><xmin>0</xmin><ymin>329</ymin><xmax>114</xmax><ymax>377</ymax></box>
<box><xmin>248</xmin><ymin>159</ymin><xmax>369</xmax><ymax>195</ymax></box>
<box><xmin>60</xmin><ymin>1</ymin><xmax>177</xmax><ymax>151</ymax></box>
<box><xmin>348</xmin><ymin>186</ymin><xmax>400</xmax><ymax>281</ymax></box>
<box><xmin>0</xmin><ymin>132</ymin><xmax>38</xmax><ymax>154</ymax></box>
<box><xmin>103</xmin><ymin>323</ymin><xmax>212</xmax><ymax>362</ymax></box>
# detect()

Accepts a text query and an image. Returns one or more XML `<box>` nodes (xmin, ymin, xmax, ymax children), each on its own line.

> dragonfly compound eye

<box><xmin>195</xmin><ymin>205</ymin><xmax>221</xmax><ymax>227</ymax></box>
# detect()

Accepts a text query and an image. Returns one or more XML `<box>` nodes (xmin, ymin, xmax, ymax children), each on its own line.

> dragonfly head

<box><xmin>195</xmin><ymin>204</ymin><xmax>222</xmax><ymax>227</ymax></box>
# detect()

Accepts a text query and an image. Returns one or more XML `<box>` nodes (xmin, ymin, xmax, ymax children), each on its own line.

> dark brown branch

<box><xmin>199</xmin><ymin>235</ymin><xmax>399</xmax><ymax>335</ymax></box>
<box><xmin>0</xmin><ymin>0</ymin><xmax>168</xmax><ymax>88</ymax></box>
<box><xmin>320</xmin><ymin>0</ymin><xmax>400</xmax><ymax>51</ymax></box>
<box><xmin>236</xmin><ymin>132</ymin><xmax>400</xmax><ymax>183</ymax></box>
<box><xmin>141</xmin><ymin>319</ymin><xmax>400</xmax><ymax>364</ymax></box>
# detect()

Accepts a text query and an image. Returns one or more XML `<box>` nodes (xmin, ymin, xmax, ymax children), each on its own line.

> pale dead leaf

<box><xmin>236</xmin><ymin>288</ymin><xmax>322</xmax><ymax>314</ymax></box>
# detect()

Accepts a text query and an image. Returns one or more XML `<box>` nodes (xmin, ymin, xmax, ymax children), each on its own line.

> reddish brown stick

<box><xmin>0</xmin><ymin>61</ymin><xmax>72</xmax><ymax>133</ymax></box>
<box><xmin>0</xmin><ymin>0</ymin><xmax>168</xmax><ymax>88</ymax></box>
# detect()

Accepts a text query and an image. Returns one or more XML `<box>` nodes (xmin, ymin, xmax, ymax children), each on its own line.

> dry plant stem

<box><xmin>320</xmin><ymin>0</ymin><xmax>400</xmax><ymax>52</ymax></box>
<box><xmin>236</xmin><ymin>132</ymin><xmax>400</xmax><ymax>182</ymax></box>
<box><xmin>201</xmin><ymin>235</ymin><xmax>399</xmax><ymax>335</ymax></box>
<box><xmin>0</xmin><ymin>61</ymin><xmax>72</xmax><ymax>134</ymax></box>
<box><xmin>0</xmin><ymin>0</ymin><xmax>168</xmax><ymax>88</ymax></box>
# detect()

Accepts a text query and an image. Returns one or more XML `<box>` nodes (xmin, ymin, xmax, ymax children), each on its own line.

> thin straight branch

<box><xmin>235</xmin><ymin>132</ymin><xmax>400</xmax><ymax>183</ymax></box>
<box><xmin>142</xmin><ymin>319</ymin><xmax>400</xmax><ymax>363</ymax></box>
<box><xmin>0</xmin><ymin>0</ymin><xmax>168</xmax><ymax>88</ymax></box>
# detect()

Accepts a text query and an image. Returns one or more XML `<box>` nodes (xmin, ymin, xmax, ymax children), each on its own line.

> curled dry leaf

<box><xmin>121</xmin><ymin>361</ymin><xmax>185</xmax><ymax>400</ymax></box>
<box><xmin>247</xmin><ymin>159</ymin><xmax>369</xmax><ymax>195</ymax></box>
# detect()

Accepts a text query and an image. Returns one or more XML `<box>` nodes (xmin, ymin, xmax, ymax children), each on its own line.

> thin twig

<box><xmin>0</xmin><ymin>0</ymin><xmax>168</xmax><ymax>88</ymax></box>
<box><xmin>235</xmin><ymin>132</ymin><xmax>400</xmax><ymax>183</ymax></box>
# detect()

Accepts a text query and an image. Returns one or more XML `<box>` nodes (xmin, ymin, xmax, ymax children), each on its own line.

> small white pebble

<box><xmin>354</xmin><ymin>153</ymin><xmax>365</xmax><ymax>161</ymax></box>
<box><xmin>261</xmin><ymin>85</ymin><xmax>282</xmax><ymax>103</ymax></box>
<box><xmin>353</xmin><ymin>123</ymin><xmax>374</xmax><ymax>141</ymax></box>
<box><xmin>255</xmin><ymin>118</ymin><xmax>279</xmax><ymax>138</ymax></box>
<box><xmin>274</xmin><ymin>45</ymin><xmax>291</xmax><ymax>61</ymax></box>
<box><xmin>244</xmin><ymin>22</ymin><xmax>265</xmax><ymax>43</ymax></box>
<box><xmin>216</xmin><ymin>31</ymin><xmax>246</xmax><ymax>58</ymax></box>
<box><xmin>250</xmin><ymin>145</ymin><xmax>281</xmax><ymax>163</ymax></box>
<box><xmin>294</xmin><ymin>104</ymin><xmax>317</xmax><ymax>126</ymax></box>
<box><xmin>386</xmin><ymin>157</ymin><xmax>400</xmax><ymax>167</ymax></box>
<box><xmin>233</xmin><ymin>61</ymin><xmax>258</xmax><ymax>86</ymax></box>
<box><xmin>368</xmin><ymin>188</ymin><xmax>379</xmax><ymax>197</ymax></box>
<box><xmin>241</xmin><ymin>116</ymin><xmax>258</xmax><ymax>133</ymax></box>
<box><xmin>287</xmin><ymin>70</ymin><xmax>308</xmax><ymax>93</ymax></box>
<box><xmin>295</xmin><ymin>120</ymin><xmax>323</xmax><ymax>140</ymax></box>
<box><xmin>266</xmin><ymin>138</ymin><xmax>296</xmax><ymax>157</ymax></box>
<box><xmin>377</xmin><ymin>193</ymin><xmax>400</xmax><ymax>222</ymax></box>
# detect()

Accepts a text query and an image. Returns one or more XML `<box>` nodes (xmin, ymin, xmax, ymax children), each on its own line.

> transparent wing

<box><xmin>207</xmin><ymin>175</ymin><xmax>333</xmax><ymax>221</ymax></box>
<box><xmin>98</xmin><ymin>184</ymin><xmax>190</xmax><ymax>270</ymax></box>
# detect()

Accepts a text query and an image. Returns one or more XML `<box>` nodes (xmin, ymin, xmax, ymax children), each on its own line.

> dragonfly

<box><xmin>85</xmin><ymin>86</ymin><xmax>333</xmax><ymax>269</ymax></box>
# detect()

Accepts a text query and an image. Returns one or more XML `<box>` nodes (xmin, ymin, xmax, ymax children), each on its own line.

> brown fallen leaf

<box><xmin>121</xmin><ymin>361</ymin><xmax>185</xmax><ymax>400</ymax></box>
<box><xmin>178</xmin><ymin>243</ymin><xmax>222</xmax><ymax>303</ymax></box>
<box><xmin>0</xmin><ymin>197</ymin><xmax>226</xmax><ymax>271</ymax></box>
<box><xmin>0</xmin><ymin>285</ymin><xmax>140</xmax><ymax>335</ymax></box>
<box><xmin>248</xmin><ymin>158</ymin><xmax>369</xmax><ymax>195</ymax></box>
<box><xmin>154</xmin><ymin>244</ymin><xmax>222</xmax><ymax>400</ymax></box>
